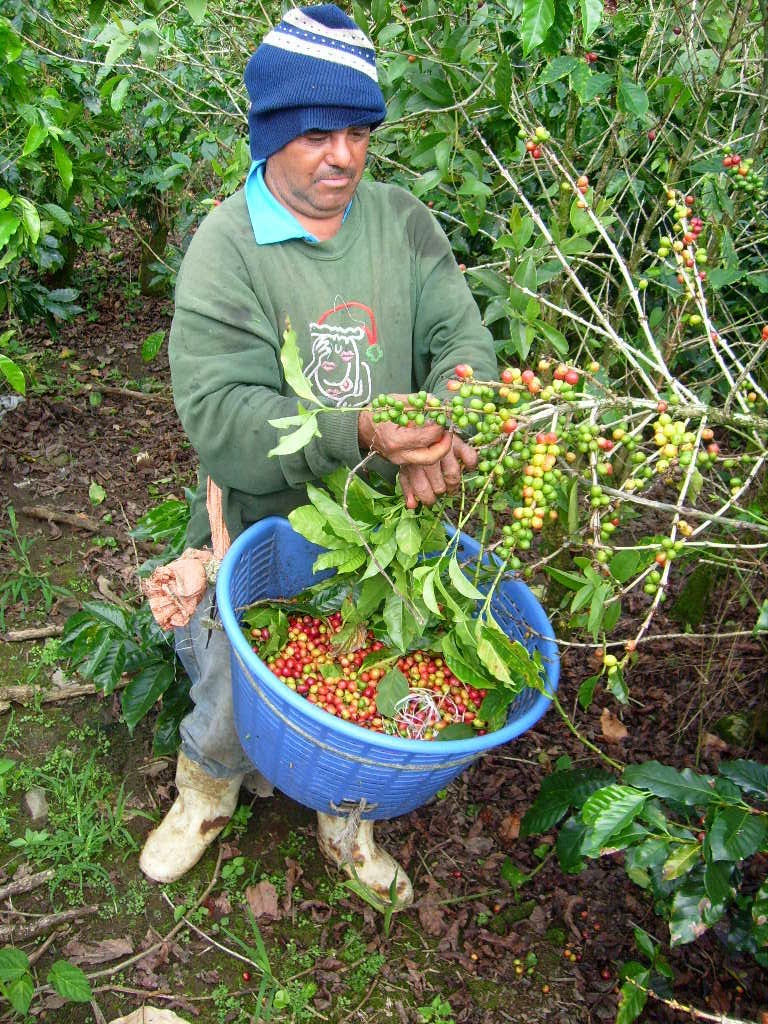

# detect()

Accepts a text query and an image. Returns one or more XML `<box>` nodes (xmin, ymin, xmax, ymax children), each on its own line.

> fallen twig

<box><xmin>89</xmin><ymin>998</ymin><xmax>108</xmax><ymax>1024</ymax></box>
<box><xmin>18</xmin><ymin>505</ymin><xmax>160</xmax><ymax>554</ymax></box>
<box><xmin>21</xmin><ymin>505</ymin><xmax>103</xmax><ymax>532</ymax></box>
<box><xmin>96</xmin><ymin>383</ymin><xmax>173</xmax><ymax>403</ymax></box>
<box><xmin>0</xmin><ymin>904</ymin><xmax>99</xmax><ymax>943</ymax></box>
<box><xmin>0</xmin><ymin>678</ymin><xmax>128</xmax><ymax>715</ymax></box>
<box><xmin>0</xmin><ymin>868</ymin><xmax>55</xmax><ymax>901</ymax></box>
<box><xmin>624</xmin><ymin>976</ymin><xmax>759</xmax><ymax>1024</ymax></box>
<box><xmin>26</xmin><ymin>858</ymin><xmax>224</xmax><ymax>1016</ymax></box>
<box><xmin>27</xmin><ymin>929</ymin><xmax>64</xmax><ymax>967</ymax></box>
<box><xmin>161</xmin><ymin>891</ymin><xmax>259</xmax><ymax>968</ymax></box>
<box><xmin>341</xmin><ymin>974</ymin><xmax>379</xmax><ymax>1022</ymax></box>
<box><xmin>90</xmin><ymin>984</ymin><xmax>177</xmax><ymax>1000</ymax></box>
<box><xmin>160</xmin><ymin>893</ymin><xmax>327</xmax><ymax>1020</ymax></box>
<box><xmin>3</xmin><ymin>625</ymin><xmax>64</xmax><ymax>643</ymax></box>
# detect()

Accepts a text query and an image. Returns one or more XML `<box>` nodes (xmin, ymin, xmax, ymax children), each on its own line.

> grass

<box><xmin>417</xmin><ymin>995</ymin><xmax>457</xmax><ymax>1023</ymax></box>
<box><xmin>0</xmin><ymin>506</ymin><xmax>71</xmax><ymax>630</ymax></box>
<box><xmin>7</xmin><ymin>736</ymin><xmax>143</xmax><ymax>898</ymax></box>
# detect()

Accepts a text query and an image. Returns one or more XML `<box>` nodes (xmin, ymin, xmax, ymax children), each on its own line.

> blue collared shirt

<box><xmin>244</xmin><ymin>159</ymin><xmax>318</xmax><ymax>244</ymax></box>
<box><xmin>244</xmin><ymin>159</ymin><xmax>353</xmax><ymax>245</ymax></box>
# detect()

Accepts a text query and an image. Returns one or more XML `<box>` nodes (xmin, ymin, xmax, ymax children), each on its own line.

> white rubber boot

<box><xmin>316</xmin><ymin>812</ymin><xmax>414</xmax><ymax>910</ymax></box>
<box><xmin>139</xmin><ymin>753</ymin><xmax>243</xmax><ymax>884</ymax></box>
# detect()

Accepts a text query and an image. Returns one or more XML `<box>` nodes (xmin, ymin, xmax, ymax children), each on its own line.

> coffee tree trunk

<box><xmin>139</xmin><ymin>220</ymin><xmax>170</xmax><ymax>297</ymax></box>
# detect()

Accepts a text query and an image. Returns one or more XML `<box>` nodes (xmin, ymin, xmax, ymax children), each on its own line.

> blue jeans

<box><xmin>175</xmin><ymin>587</ymin><xmax>253</xmax><ymax>779</ymax></box>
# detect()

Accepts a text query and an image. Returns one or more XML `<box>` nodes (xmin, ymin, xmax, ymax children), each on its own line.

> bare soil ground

<box><xmin>1</xmin><ymin>233</ymin><xmax>766</xmax><ymax>1023</ymax></box>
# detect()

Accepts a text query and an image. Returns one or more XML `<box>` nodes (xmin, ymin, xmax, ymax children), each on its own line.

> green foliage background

<box><xmin>2</xmin><ymin>0</ymin><xmax>766</xmax><ymax>367</ymax></box>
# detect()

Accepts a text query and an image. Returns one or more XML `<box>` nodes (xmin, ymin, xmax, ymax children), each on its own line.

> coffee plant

<box><xmin>262</xmin><ymin>328</ymin><xmax>766</xmax><ymax>1016</ymax></box>
<box><xmin>0</xmin><ymin>2</ymin><xmax>112</xmax><ymax>323</ymax></box>
<box><xmin>521</xmin><ymin>758</ymin><xmax>768</xmax><ymax>968</ymax></box>
<box><xmin>0</xmin><ymin>947</ymin><xmax>91</xmax><ymax>1016</ymax></box>
<box><xmin>0</xmin><ymin>331</ymin><xmax>24</xmax><ymax>395</ymax></box>
<box><xmin>58</xmin><ymin>496</ymin><xmax>193</xmax><ymax>753</ymax></box>
<box><xmin>274</xmin><ymin>326</ymin><xmax>766</xmax><ymax>704</ymax></box>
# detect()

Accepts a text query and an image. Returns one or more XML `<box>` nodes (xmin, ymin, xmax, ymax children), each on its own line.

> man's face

<box><xmin>264</xmin><ymin>126</ymin><xmax>371</xmax><ymax>225</ymax></box>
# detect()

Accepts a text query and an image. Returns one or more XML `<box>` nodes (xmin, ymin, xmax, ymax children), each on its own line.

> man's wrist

<box><xmin>357</xmin><ymin>408</ymin><xmax>375</xmax><ymax>452</ymax></box>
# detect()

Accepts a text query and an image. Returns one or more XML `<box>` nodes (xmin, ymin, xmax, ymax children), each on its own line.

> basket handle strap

<box><xmin>207</xmin><ymin>478</ymin><xmax>230</xmax><ymax>562</ymax></box>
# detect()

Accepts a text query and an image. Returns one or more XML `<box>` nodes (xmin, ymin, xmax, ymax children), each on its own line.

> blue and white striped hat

<box><xmin>245</xmin><ymin>5</ymin><xmax>387</xmax><ymax>161</ymax></box>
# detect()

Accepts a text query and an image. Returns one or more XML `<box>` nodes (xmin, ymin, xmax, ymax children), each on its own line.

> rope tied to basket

<box><xmin>142</xmin><ymin>479</ymin><xmax>230</xmax><ymax>631</ymax></box>
<box><xmin>328</xmin><ymin>798</ymin><xmax>377</xmax><ymax>862</ymax></box>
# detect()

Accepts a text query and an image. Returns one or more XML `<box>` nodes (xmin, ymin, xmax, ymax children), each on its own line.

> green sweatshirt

<box><xmin>169</xmin><ymin>180</ymin><xmax>498</xmax><ymax>547</ymax></box>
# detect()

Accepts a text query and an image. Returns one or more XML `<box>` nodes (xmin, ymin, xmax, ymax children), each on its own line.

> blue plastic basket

<box><xmin>216</xmin><ymin>516</ymin><xmax>559</xmax><ymax>820</ymax></box>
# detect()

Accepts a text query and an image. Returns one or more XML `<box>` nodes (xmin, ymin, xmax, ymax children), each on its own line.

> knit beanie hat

<box><xmin>245</xmin><ymin>4</ymin><xmax>387</xmax><ymax>161</ymax></box>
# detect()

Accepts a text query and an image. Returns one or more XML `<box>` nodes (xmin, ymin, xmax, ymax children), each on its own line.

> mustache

<box><xmin>314</xmin><ymin>170</ymin><xmax>353</xmax><ymax>182</ymax></box>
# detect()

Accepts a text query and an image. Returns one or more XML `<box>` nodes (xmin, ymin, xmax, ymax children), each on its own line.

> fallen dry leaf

<box><xmin>498</xmin><ymin>813</ymin><xmax>521</xmax><ymax>844</ymax></box>
<box><xmin>202</xmin><ymin>892</ymin><xmax>232</xmax><ymax>920</ymax></box>
<box><xmin>463</xmin><ymin>834</ymin><xmax>494</xmax><ymax>856</ymax></box>
<box><xmin>709</xmin><ymin>977</ymin><xmax>731</xmax><ymax>1015</ymax></box>
<box><xmin>97</xmin><ymin>574</ymin><xmax>132</xmax><ymax>608</ymax></box>
<box><xmin>297</xmin><ymin>899</ymin><xmax>332</xmax><ymax>923</ymax></box>
<box><xmin>133</xmin><ymin>963</ymin><xmax>165</xmax><ymax>991</ymax></box>
<box><xmin>138</xmin><ymin>758</ymin><xmax>174</xmax><ymax>778</ymax></box>
<box><xmin>50</xmin><ymin>668</ymin><xmax>68</xmax><ymax>689</ymax></box>
<box><xmin>108</xmin><ymin>1010</ymin><xmax>191</xmax><ymax>1024</ymax></box>
<box><xmin>283</xmin><ymin>857</ymin><xmax>303</xmax><ymax>914</ymax></box>
<box><xmin>62</xmin><ymin>936</ymin><xmax>133</xmax><ymax>965</ymax></box>
<box><xmin>137</xmin><ymin>929</ymin><xmax>170</xmax><ymax>969</ymax></box>
<box><xmin>40</xmin><ymin>994</ymin><xmax>66</xmax><ymax>1011</ymax></box>
<box><xmin>245</xmin><ymin>880</ymin><xmax>280</xmax><ymax>920</ymax></box>
<box><xmin>702</xmin><ymin>732</ymin><xmax>729</xmax><ymax>753</ymax></box>
<box><xmin>600</xmin><ymin>707</ymin><xmax>628</xmax><ymax>743</ymax></box>
<box><xmin>526</xmin><ymin>904</ymin><xmax>549</xmax><ymax>934</ymax></box>
<box><xmin>437</xmin><ymin>917</ymin><xmax>461</xmax><ymax>952</ymax></box>
<box><xmin>417</xmin><ymin>895</ymin><xmax>446</xmax><ymax>937</ymax></box>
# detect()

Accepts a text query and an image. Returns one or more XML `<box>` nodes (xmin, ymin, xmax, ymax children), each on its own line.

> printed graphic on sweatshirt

<box><xmin>305</xmin><ymin>301</ymin><xmax>382</xmax><ymax>407</ymax></box>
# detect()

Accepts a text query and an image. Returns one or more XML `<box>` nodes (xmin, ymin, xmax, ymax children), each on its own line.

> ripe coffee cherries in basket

<box><xmin>246</xmin><ymin>610</ymin><xmax>489</xmax><ymax>741</ymax></box>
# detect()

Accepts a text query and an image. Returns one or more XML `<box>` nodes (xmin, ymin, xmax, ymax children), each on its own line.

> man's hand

<box><xmin>358</xmin><ymin>400</ymin><xmax>453</xmax><ymax>466</ymax></box>
<box><xmin>358</xmin><ymin>396</ymin><xmax>477</xmax><ymax>508</ymax></box>
<box><xmin>399</xmin><ymin>436</ymin><xmax>477</xmax><ymax>510</ymax></box>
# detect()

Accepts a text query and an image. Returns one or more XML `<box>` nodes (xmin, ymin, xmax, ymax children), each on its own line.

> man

<box><xmin>139</xmin><ymin>3</ymin><xmax>497</xmax><ymax>907</ymax></box>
